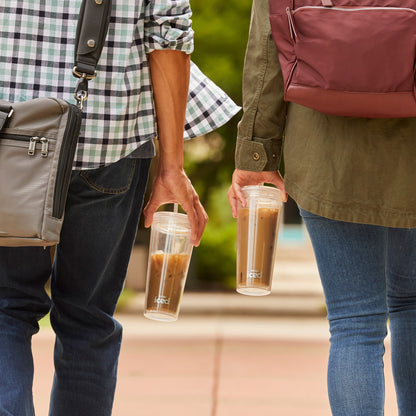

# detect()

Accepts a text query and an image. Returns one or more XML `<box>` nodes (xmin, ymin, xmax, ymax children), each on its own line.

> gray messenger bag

<box><xmin>0</xmin><ymin>0</ymin><xmax>112</xmax><ymax>247</ymax></box>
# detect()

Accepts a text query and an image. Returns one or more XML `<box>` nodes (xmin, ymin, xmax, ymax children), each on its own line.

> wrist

<box><xmin>157</xmin><ymin>149</ymin><xmax>183</xmax><ymax>171</ymax></box>
<box><xmin>156</xmin><ymin>163</ymin><xmax>184</xmax><ymax>178</ymax></box>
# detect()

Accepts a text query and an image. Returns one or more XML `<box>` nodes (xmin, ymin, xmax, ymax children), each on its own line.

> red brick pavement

<box><xmin>32</xmin><ymin>316</ymin><xmax>398</xmax><ymax>416</ymax></box>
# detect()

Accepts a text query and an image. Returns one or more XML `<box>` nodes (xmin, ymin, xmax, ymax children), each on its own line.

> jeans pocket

<box><xmin>80</xmin><ymin>158</ymin><xmax>137</xmax><ymax>194</ymax></box>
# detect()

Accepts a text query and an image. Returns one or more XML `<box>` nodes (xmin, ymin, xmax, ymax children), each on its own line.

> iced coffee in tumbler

<box><xmin>144</xmin><ymin>212</ymin><xmax>193</xmax><ymax>322</ymax></box>
<box><xmin>237</xmin><ymin>185</ymin><xmax>282</xmax><ymax>296</ymax></box>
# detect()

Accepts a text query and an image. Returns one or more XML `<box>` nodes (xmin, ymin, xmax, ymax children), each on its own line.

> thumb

<box><xmin>267</xmin><ymin>173</ymin><xmax>287</xmax><ymax>202</ymax></box>
<box><xmin>143</xmin><ymin>200</ymin><xmax>157</xmax><ymax>228</ymax></box>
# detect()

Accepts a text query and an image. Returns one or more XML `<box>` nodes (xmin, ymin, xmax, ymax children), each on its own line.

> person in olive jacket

<box><xmin>228</xmin><ymin>0</ymin><xmax>416</xmax><ymax>414</ymax></box>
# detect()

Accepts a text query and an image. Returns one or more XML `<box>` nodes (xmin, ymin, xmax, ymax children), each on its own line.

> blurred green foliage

<box><xmin>191</xmin><ymin>0</ymin><xmax>252</xmax><ymax>99</ymax></box>
<box><xmin>189</xmin><ymin>182</ymin><xmax>238</xmax><ymax>289</ymax></box>
<box><xmin>187</xmin><ymin>0</ymin><xmax>252</xmax><ymax>199</ymax></box>
<box><xmin>185</xmin><ymin>0</ymin><xmax>252</xmax><ymax>289</ymax></box>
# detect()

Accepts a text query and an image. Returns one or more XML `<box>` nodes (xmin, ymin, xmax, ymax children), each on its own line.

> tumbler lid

<box><xmin>153</xmin><ymin>211</ymin><xmax>191</xmax><ymax>234</ymax></box>
<box><xmin>241</xmin><ymin>185</ymin><xmax>282</xmax><ymax>208</ymax></box>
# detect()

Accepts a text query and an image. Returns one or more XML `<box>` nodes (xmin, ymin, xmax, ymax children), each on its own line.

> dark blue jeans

<box><xmin>0</xmin><ymin>157</ymin><xmax>151</xmax><ymax>416</ymax></box>
<box><xmin>300</xmin><ymin>208</ymin><xmax>416</xmax><ymax>416</ymax></box>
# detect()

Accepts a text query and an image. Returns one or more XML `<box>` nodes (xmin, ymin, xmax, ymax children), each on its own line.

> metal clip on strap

<box><xmin>73</xmin><ymin>73</ymin><xmax>89</xmax><ymax>111</ymax></box>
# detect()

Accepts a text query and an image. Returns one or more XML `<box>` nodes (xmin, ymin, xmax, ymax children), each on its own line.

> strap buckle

<box><xmin>72</xmin><ymin>66</ymin><xmax>97</xmax><ymax>80</ymax></box>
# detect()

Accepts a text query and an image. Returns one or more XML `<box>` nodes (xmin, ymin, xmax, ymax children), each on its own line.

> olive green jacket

<box><xmin>236</xmin><ymin>0</ymin><xmax>416</xmax><ymax>228</ymax></box>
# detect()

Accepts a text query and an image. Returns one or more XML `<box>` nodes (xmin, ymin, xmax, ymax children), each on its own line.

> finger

<box><xmin>232</xmin><ymin>181</ymin><xmax>247</xmax><ymax>211</ymax></box>
<box><xmin>190</xmin><ymin>209</ymin><xmax>201</xmax><ymax>246</ymax></box>
<box><xmin>234</xmin><ymin>187</ymin><xmax>246</xmax><ymax>208</ymax></box>
<box><xmin>180</xmin><ymin>194</ymin><xmax>199</xmax><ymax>245</ymax></box>
<box><xmin>192</xmin><ymin>198</ymin><xmax>208</xmax><ymax>246</ymax></box>
<box><xmin>143</xmin><ymin>210</ymin><xmax>154</xmax><ymax>228</ymax></box>
<box><xmin>276</xmin><ymin>180</ymin><xmax>288</xmax><ymax>202</ymax></box>
<box><xmin>227</xmin><ymin>186</ymin><xmax>239</xmax><ymax>218</ymax></box>
<box><xmin>143</xmin><ymin>198</ymin><xmax>158</xmax><ymax>228</ymax></box>
<box><xmin>193</xmin><ymin>201</ymin><xmax>208</xmax><ymax>246</ymax></box>
<box><xmin>273</xmin><ymin>181</ymin><xmax>288</xmax><ymax>202</ymax></box>
<box><xmin>264</xmin><ymin>172</ymin><xmax>288</xmax><ymax>202</ymax></box>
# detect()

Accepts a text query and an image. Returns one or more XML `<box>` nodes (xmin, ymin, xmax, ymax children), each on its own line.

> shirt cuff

<box><xmin>145</xmin><ymin>27</ymin><xmax>194</xmax><ymax>54</ymax></box>
<box><xmin>235</xmin><ymin>137</ymin><xmax>281</xmax><ymax>172</ymax></box>
<box><xmin>144</xmin><ymin>2</ymin><xmax>194</xmax><ymax>54</ymax></box>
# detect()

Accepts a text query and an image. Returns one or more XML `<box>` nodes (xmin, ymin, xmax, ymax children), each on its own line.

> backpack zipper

<box><xmin>293</xmin><ymin>6</ymin><xmax>416</xmax><ymax>14</ymax></box>
<box><xmin>0</xmin><ymin>133</ymin><xmax>51</xmax><ymax>157</ymax></box>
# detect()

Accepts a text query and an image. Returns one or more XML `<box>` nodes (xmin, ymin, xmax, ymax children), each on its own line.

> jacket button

<box><xmin>252</xmin><ymin>152</ymin><xmax>260</xmax><ymax>161</ymax></box>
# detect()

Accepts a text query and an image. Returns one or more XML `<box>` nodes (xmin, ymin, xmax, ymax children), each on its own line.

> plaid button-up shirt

<box><xmin>0</xmin><ymin>0</ymin><xmax>239</xmax><ymax>169</ymax></box>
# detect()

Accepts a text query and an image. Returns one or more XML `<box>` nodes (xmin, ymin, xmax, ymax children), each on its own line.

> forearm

<box><xmin>149</xmin><ymin>50</ymin><xmax>190</xmax><ymax>173</ymax></box>
<box><xmin>145</xmin><ymin>50</ymin><xmax>208</xmax><ymax>245</ymax></box>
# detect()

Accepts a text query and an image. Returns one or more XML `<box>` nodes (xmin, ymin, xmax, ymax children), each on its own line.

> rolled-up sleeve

<box><xmin>144</xmin><ymin>0</ymin><xmax>194</xmax><ymax>54</ymax></box>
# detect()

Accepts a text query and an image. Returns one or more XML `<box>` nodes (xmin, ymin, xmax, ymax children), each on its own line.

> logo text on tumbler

<box><xmin>154</xmin><ymin>296</ymin><xmax>170</xmax><ymax>305</ymax></box>
<box><xmin>248</xmin><ymin>270</ymin><xmax>262</xmax><ymax>279</ymax></box>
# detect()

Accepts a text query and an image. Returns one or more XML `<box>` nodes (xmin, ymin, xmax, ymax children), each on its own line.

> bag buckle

<box><xmin>72</xmin><ymin>66</ymin><xmax>97</xmax><ymax>80</ymax></box>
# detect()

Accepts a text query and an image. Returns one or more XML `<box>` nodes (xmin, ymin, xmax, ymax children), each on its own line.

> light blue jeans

<box><xmin>0</xmin><ymin>157</ymin><xmax>150</xmax><ymax>416</ymax></box>
<box><xmin>300</xmin><ymin>208</ymin><xmax>416</xmax><ymax>416</ymax></box>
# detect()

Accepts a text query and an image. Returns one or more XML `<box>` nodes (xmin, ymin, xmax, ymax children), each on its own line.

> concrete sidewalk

<box><xmin>32</xmin><ymin>315</ymin><xmax>398</xmax><ymax>416</ymax></box>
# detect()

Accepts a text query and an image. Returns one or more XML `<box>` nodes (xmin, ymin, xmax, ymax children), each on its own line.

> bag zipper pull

<box><xmin>40</xmin><ymin>137</ymin><xmax>49</xmax><ymax>157</ymax></box>
<box><xmin>286</xmin><ymin>8</ymin><xmax>298</xmax><ymax>42</ymax></box>
<box><xmin>28</xmin><ymin>137</ymin><xmax>39</xmax><ymax>156</ymax></box>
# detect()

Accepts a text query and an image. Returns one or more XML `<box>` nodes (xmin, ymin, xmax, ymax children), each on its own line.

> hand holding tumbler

<box><xmin>237</xmin><ymin>185</ymin><xmax>282</xmax><ymax>296</ymax></box>
<box><xmin>144</xmin><ymin>211</ymin><xmax>193</xmax><ymax>322</ymax></box>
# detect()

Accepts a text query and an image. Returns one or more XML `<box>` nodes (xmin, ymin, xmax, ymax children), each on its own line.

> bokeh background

<box><xmin>131</xmin><ymin>0</ymin><xmax>304</xmax><ymax>293</ymax></box>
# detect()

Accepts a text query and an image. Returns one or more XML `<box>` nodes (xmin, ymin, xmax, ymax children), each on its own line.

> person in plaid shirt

<box><xmin>0</xmin><ymin>1</ymin><xmax>238</xmax><ymax>414</ymax></box>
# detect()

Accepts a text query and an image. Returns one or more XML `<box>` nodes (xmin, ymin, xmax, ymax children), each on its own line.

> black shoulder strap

<box><xmin>0</xmin><ymin>0</ymin><xmax>112</xmax><ymax>119</ymax></box>
<box><xmin>74</xmin><ymin>0</ymin><xmax>112</xmax><ymax>77</ymax></box>
<box><xmin>73</xmin><ymin>0</ymin><xmax>113</xmax><ymax>110</ymax></box>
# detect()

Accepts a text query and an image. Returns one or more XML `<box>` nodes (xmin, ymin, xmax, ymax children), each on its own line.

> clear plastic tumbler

<box><xmin>144</xmin><ymin>212</ymin><xmax>193</xmax><ymax>322</ymax></box>
<box><xmin>236</xmin><ymin>185</ymin><xmax>282</xmax><ymax>296</ymax></box>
